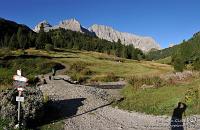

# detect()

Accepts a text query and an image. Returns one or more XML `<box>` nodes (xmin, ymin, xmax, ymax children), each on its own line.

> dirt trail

<box><xmin>39</xmin><ymin>75</ymin><xmax>200</xmax><ymax>130</ymax></box>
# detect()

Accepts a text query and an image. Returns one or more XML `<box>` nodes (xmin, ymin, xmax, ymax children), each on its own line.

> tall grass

<box><xmin>184</xmin><ymin>87</ymin><xmax>200</xmax><ymax>114</ymax></box>
<box><xmin>128</xmin><ymin>76</ymin><xmax>166</xmax><ymax>90</ymax></box>
<box><xmin>0</xmin><ymin>58</ymin><xmax>60</xmax><ymax>89</ymax></box>
<box><xmin>66</xmin><ymin>61</ymin><xmax>94</xmax><ymax>83</ymax></box>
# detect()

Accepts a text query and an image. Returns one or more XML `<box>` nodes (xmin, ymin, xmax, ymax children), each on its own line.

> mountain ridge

<box><xmin>33</xmin><ymin>19</ymin><xmax>160</xmax><ymax>52</ymax></box>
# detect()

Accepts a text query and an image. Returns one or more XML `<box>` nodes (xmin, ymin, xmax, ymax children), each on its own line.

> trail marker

<box><xmin>17</xmin><ymin>69</ymin><xmax>21</xmax><ymax>76</ymax></box>
<box><xmin>16</xmin><ymin>96</ymin><xmax>24</xmax><ymax>102</ymax></box>
<box><xmin>13</xmin><ymin>70</ymin><xmax>28</xmax><ymax>129</ymax></box>
<box><xmin>13</xmin><ymin>75</ymin><xmax>28</xmax><ymax>82</ymax></box>
<box><xmin>17</xmin><ymin>87</ymin><xmax>24</xmax><ymax>92</ymax></box>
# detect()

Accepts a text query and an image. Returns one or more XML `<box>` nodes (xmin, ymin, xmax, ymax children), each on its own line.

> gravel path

<box><xmin>39</xmin><ymin>75</ymin><xmax>200</xmax><ymax>130</ymax></box>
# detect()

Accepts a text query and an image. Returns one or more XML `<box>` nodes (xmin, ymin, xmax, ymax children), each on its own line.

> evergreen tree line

<box><xmin>0</xmin><ymin>25</ymin><xmax>145</xmax><ymax>60</ymax></box>
<box><xmin>146</xmin><ymin>31</ymin><xmax>200</xmax><ymax>72</ymax></box>
<box><xmin>0</xmin><ymin>27</ymin><xmax>36</xmax><ymax>50</ymax></box>
<box><xmin>171</xmin><ymin>34</ymin><xmax>200</xmax><ymax>71</ymax></box>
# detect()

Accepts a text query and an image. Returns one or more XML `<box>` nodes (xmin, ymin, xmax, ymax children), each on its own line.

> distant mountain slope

<box><xmin>0</xmin><ymin>17</ymin><xmax>145</xmax><ymax>60</ymax></box>
<box><xmin>147</xmin><ymin>32</ymin><xmax>200</xmax><ymax>62</ymax></box>
<box><xmin>0</xmin><ymin>17</ymin><xmax>34</xmax><ymax>40</ymax></box>
<box><xmin>89</xmin><ymin>24</ymin><xmax>160</xmax><ymax>52</ymax></box>
<box><xmin>146</xmin><ymin>45</ymin><xmax>179</xmax><ymax>60</ymax></box>
<box><xmin>33</xmin><ymin>18</ymin><xmax>160</xmax><ymax>52</ymax></box>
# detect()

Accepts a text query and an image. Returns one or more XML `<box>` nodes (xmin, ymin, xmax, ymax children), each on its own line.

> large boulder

<box><xmin>0</xmin><ymin>86</ymin><xmax>44</xmax><ymax>127</ymax></box>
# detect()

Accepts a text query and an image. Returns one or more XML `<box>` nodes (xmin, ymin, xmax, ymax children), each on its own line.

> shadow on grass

<box><xmin>1</xmin><ymin>54</ymin><xmax>79</xmax><ymax>60</ymax></box>
<box><xmin>54</xmin><ymin>48</ymin><xmax>82</xmax><ymax>54</ymax></box>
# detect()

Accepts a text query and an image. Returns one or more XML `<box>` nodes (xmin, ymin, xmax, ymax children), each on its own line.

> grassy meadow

<box><xmin>0</xmin><ymin>50</ymin><xmax>62</xmax><ymax>90</ymax></box>
<box><xmin>2</xmin><ymin>48</ymin><xmax>200</xmax><ymax>116</ymax></box>
<box><xmin>116</xmin><ymin>77</ymin><xmax>200</xmax><ymax>115</ymax></box>
<box><xmin>26</xmin><ymin>48</ymin><xmax>172</xmax><ymax>83</ymax></box>
<box><xmin>0</xmin><ymin>47</ymin><xmax>172</xmax><ymax>87</ymax></box>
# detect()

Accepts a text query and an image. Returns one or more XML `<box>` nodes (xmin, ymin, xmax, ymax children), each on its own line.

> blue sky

<box><xmin>1</xmin><ymin>0</ymin><xmax>200</xmax><ymax>48</ymax></box>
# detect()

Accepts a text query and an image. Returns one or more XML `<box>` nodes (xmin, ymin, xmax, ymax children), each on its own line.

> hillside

<box><xmin>147</xmin><ymin>32</ymin><xmax>200</xmax><ymax>62</ymax></box>
<box><xmin>0</xmin><ymin>18</ymin><xmax>34</xmax><ymax>37</ymax></box>
<box><xmin>0</xmin><ymin>18</ymin><xmax>35</xmax><ymax>48</ymax></box>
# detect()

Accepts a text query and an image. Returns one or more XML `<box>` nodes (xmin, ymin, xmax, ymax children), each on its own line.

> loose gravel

<box><xmin>39</xmin><ymin>75</ymin><xmax>200</xmax><ymax>130</ymax></box>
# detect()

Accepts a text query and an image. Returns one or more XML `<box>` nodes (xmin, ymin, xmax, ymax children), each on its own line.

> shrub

<box><xmin>173</xmin><ymin>57</ymin><xmax>185</xmax><ymax>72</ymax></box>
<box><xmin>81</xmin><ymin>68</ymin><xmax>94</xmax><ymax>75</ymax></box>
<box><xmin>70</xmin><ymin>73</ymin><xmax>88</xmax><ymax>83</ymax></box>
<box><xmin>45</xmin><ymin>44</ymin><xmax>54</xmax><ymax>51</ymax></box>
<box><xmin>101</xmin><ymin>72</ymin><xmax>119</xmax><ymax>82</ymax></box>
<box><xmin>0</xmin><ymin>118</ymin><xmax>13</xmax><ymax>130</ymax></box>
<box><xmin>128</xmin><ymin>76</ymin><xmax>165</xmax><ymax>90</ymax></box>
<box><xmin>66</xmin><ymin>61</ymin><xmax>94</xmax><ymax>83</ymax></box>
<box><xmin>193</xmin><ymin>58</ymin><xmax>200</xmax><ymax>70</ymax></box>
<box><xmin>0</xmin><ymin>57</ymin><xmax>62</xmax><ymax>87</ymax></box>
<box><xmin>70</xmin><ymin>61</ymin><xmax>87</xmax><ymax>72</ymax></box>
<box><xmin>0</xmin><ymin>48</ymin><xmax>12</xmax><ymax>57</ymax></box>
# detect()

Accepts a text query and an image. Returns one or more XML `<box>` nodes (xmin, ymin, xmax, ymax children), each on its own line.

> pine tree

<box><xmin>3</xmin><ymin>34</ymin><xmax>10</xmax><ymax>47</ymax></box>
<box><xmin>17</xmin><ymin>27</ymin><xmax>27</xmax><ymax>49</ymax></box>
<box><xmin>9</xmin><ymin>34</ymin><xmax>18</xmax><ymax>50</ymax></box>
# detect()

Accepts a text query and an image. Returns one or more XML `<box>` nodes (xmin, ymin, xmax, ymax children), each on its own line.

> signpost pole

<box><xmin>17</xmin><ymin>91</ymin><xmax>21</xmax><ymax>128</ymax></box>
<box><xmin>13</xmin><ymin>70</ymin><xmax>28</xmax><ymax>129</ymax></box>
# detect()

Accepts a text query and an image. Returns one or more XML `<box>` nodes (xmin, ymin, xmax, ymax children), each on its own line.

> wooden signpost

<box><xmin>13</xmin><ymin>69</ymin><xmax>28</xmax><ymax>129</ymax></box>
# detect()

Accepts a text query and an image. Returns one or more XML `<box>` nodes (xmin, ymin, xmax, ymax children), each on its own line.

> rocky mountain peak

<box><xmin>33</xmin><ymin>20</ymin><xmax>52</xmax><ymax>32</ymax></box>
<box><xmin>33</xmin><ymin>19</ymin><xmax>161</xmax><ymax>52</ymax></box>
<box><xmin>89</xmin><ymin>24</ymin><xmax>160</xmax><ymax>52</ymax></box>
<box><xmin>59</xmin><ymin>18</ymin><xmax>83</xmax><ymax>32</ymax></box>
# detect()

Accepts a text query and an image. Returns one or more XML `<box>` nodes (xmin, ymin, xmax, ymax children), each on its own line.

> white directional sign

<box><xmin>17</xmin><ymin>87</ymin><xmax>24</xmax><ymax>92</ymax></box>
<box><xmin>16</xmin><ymin>96</ymin><xmax>24</xmax><ymax>102</ymax></box>
<box><xmin>13</xmin><ymin>75</ymin><xmax>28</xmax><ymax>82</ymax></box>
<box><xmin>17</xmin><ymin>70</ymin><xmax>21</xmax><ymax>76</ymax></box>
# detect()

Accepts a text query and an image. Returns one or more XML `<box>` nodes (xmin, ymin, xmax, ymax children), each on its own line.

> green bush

<box><xmin>128</xmin><ymin>76</ymin><xmax>165</xmax><ymax>90</ymax></box>
<box><xmin>90</xmin><ymin>72</ymin><xmax>119</xmax><ymax>82</ymax></box>
<box><xmin>0</xmin><ymin>57</ymin><xmax>61</xmax><ymax>87</ymax></box>
<box><xmin>173</xmin><ymin>57</ymin><xmax>185</xmax><ymax>72</ymax></box>
<box><xmin>0</xmin><ymin>48</ymin><xmax>12</xmax><ymax>57</ymax></box>
<box><xmin>66</xmin><ymin>61</ymin><xmax>94</xmax><ymax>83</ymax></box>
<box><xmin>45</xmin><ymin>44</ymin><xmax>54</xmax><ymax>51</ymax></box>
<box><xmin>0</xmin><ymin>118</ymin><xmax>13</xmax><ymax>130</ymax></box>
<box><xmin>70</xmin><ymin>73</ymin><xmax>88</xmax><ymax>83</ymax></box>
<box><xmin>81</xmin><ymin>68</ymin><xmax>94</xmax><ymax>75</ymax></box>
<box><xmin>184</xmin><ymin>88</ymin><xmax>200</xmax><ymax>113</ymax></box>
<box><xmin>193</xmin><ymin>58</ymin><xmax>200</xmax><ymax>70</ymax></box>
<box><xmin>70</xmin><ymin>61</ymin><xmax>87</xmax><ymax>72</ymax></box>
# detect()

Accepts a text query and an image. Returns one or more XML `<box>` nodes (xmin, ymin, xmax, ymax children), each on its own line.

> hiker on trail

<box><xmin>43</xmin><ymin>79</ymin><xmax>47</xmax><ymax>84</ymax></box>
<box><xmin>49</xmin><ymin>75</ymin><xmax>51</xmax><ymax>80</ymax></box>
<box><xmin>171</xmin><ymin>102</ymin><xmax>187</xmax><ymax>130</ymax></box>
<box><xmin>52</xmin><ymin>67</ymin><xmax>56</xmax><ymax>80</ymax></box>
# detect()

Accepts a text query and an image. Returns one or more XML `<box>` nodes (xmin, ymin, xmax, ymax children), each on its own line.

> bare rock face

<box><xmin>59</xmin><ymin>18</ymin><xmax>83</xmax><ymax>32</ymax></box>
<box><xmin>33</xmin><ymin>20</ymin><xmax>52</xmax><ymax>32</ymax></box>
<box><xmin>33</xmin><ymin>19</ymin><xmax>160</xmax><ymax>52</ymax></box>
<box><xmin>89</xmin><ymin>24</ymin><xmax>160</xmax><ymax>52</ymax></box>
<box><xmin>34</xmin><ymin>18</ymin><xmax>92</xmax><ymax>34</ymax></box>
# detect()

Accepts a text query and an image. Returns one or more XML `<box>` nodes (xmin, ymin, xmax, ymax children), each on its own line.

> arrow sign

<box><xmin>17</xmin><ymin>70</ymin><xmax>21</xmax><ymax>76</ymax></box>
<box><xmin>17</xmin><ymin>87</ymin><xmax>24</xmax><ymax>92</ymax></box>
<box><xmin>13</xmin><ymin>75</ymin><xmax>28</xmax><ymax>82</ymax></box>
